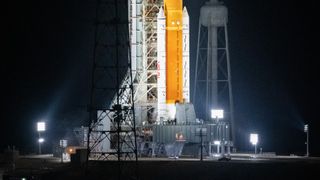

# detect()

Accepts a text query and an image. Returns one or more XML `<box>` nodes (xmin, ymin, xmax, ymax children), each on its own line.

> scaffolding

<box><xmin>131</xmin><ymin>0</ymin><xmax>161</xmax><ymax>123</ymax></box>
<box><xmin>130</xmin><ymin>0</ymin><xmax>161</xmax><ymax>155</ymax></box>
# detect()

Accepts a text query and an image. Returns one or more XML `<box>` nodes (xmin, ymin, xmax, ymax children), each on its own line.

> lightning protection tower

<box><xmin>87</xmin><ymin>0</ymin><xmax>138</xmax><ymax>178</ymax></box>
<box><xmin>193</xmin><ymin>0</ymin><xmax>235</xmax><ymax>146</ymax></box>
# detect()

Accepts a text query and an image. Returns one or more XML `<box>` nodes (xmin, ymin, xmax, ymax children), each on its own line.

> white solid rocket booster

<box><xmin>157</xmin><ymin>7</ymin><xmax>167</xmax><ymax>123</ymax></box>
<box><xmin>182</xmin><ymin>6</ymin><xmax>190</xmax><ymax>103</ymax></box>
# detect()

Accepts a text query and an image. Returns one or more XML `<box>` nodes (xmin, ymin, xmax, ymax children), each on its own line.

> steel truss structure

<box><xmin>87</xmin><ymin>0</ymin><xmax>138</xmax><ymax>163</ymax></box>
<box><xmin>193</xmin><ymin>1</ymin><xmax>235</xmax><ymax>145</ymax></box>
<box><xmin>194</xmin><ymin>26</ymin><xmax>234</xmax><ymax>121</ymax></box>
<box><xmin>130</xmin><ymin>0</ymin><xmax>162</xmax><ymax>153</ymax></box>
<box><xmin>131</xmin><ymin>0</ymin><xmax>161</xmax><ymax>125</ymax></box>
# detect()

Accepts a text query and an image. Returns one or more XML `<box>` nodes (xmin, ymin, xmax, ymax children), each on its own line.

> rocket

<box><xmin>157</xmin><ymin>0</ymin><xmax>190</xmax><ymax>122</ymax></box>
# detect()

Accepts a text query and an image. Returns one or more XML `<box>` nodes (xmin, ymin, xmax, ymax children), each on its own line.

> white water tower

<box><xmin>193</xmin><ymin>0</ymin><xmax>235</xmax><ymax>146</ymax></box>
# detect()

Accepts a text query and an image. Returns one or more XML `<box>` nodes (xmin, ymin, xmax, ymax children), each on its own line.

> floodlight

<box><xmin>304</xmin><ymin>124</ymin><xmax>308</xmax><ymax>132</ymax></box>
<box><xmin>211</xmin><ymin>109</ymin><xmax>224</xmax><ymax>119</ymax></box>
<box><xmin>38</xmin><ymin>138</ymin><xmax>44</xmax><ymax>143</ymax></box>
<box><xmin>250</xmin><ymin>133</ymin><xmax>258</xmax><ymax>145</ymax></box>
<box><xmin>37</xmin><ymin>122</ymin><xmax>46</xmax><ymax>132</ymax></box>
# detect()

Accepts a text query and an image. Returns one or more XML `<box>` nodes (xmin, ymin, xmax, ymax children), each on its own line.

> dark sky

<box><xmin>3</xmin><ymin>0</ymin><xmax>319</xmax><ymax>155</ymax></box>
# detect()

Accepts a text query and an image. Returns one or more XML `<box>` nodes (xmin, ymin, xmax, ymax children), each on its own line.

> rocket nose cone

<box><xmin>183</xmin><ymin>6</ymin><xmax>189</xmax><ymax>17</ymax></box>
<box><xmin>158</xmin><ymin>7</ymin><xmax>165</xmax><ymax>18</ymax></box>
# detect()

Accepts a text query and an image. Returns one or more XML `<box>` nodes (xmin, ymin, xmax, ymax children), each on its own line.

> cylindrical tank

<box><xmin>200</xmin><ymin>0</ymin><xmax>228</xmax><ymax>27</ymax></box>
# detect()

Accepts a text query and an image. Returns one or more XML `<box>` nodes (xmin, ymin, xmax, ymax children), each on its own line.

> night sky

<box><xmin>3</xmin><ymin>0</ymin><xmax>319</xmax><ymax>156</ymax></box>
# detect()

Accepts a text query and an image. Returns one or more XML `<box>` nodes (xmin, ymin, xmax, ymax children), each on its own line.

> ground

<box><xmin>2</xmin><ymin>154</ymin><xmax>320</xmax><ymax>180</ymax></box>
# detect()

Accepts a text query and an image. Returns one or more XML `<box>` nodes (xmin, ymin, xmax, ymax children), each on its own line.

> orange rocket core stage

<box><xmin>164</xmin><ymin>0</ymin><xmax>183</xmax><ymax>104</ymax></box>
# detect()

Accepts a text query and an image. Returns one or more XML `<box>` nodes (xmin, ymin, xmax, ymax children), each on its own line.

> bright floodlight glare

<box><xmin>214</xmin><ymin>140</ymin><xmax>221</xmax><ymax>145</ymax></box>
<box><xmin>304</xmin><ymin>124</ymin><xmax>308</xmax><ymax>132</ymax></box>
<box><xmin>38</xmin><ymin>138</ymin><xmax>44</xmax><ymax>143</ymax></box>
<box><xmin>211</xmin><ymin>109</ymin><xmax>224</xmax><ymax>119</ymax></box>
<box><xmin>37</xmin><ymin>122</ymin><xmax>46</xmax><ymax>131</ymax></box>
<box><xmin>250</xmin><ymin>133</ymin><xmax>258</xmax><ymax>145</ymax></box>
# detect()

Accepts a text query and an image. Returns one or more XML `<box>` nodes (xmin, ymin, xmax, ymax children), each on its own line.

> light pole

<box><xmin>304</xmin><ymin>124</ymin><xmax>309</xmax><ymax>157</ymax></box>
<box><xmin>200</xmin><ymin>128</ymin><xmax>203</xmax><ymax>161</ymax></box>
<box><xmin>196</xmin><ymin>127</ymin><xmax>207</xmax><ymax>161</ymax></box>
<box><xmin>37</xmin><ymin>122</ymin><xmax>46</xmax><ymax>154</ymax></box>
<box><xmin>60</xmin><ymin>140</ymin><xmax>67</xmax><ymax>163</ymax></box>
<box><xmin>38</xmin><ymin>138</ymin><xmax>44</xmax><ymax>154</ymax></box>
<box><xmin>250</xmin><ymin>133</ymin><xmax>258</xmax><ymax>155</ymax></box>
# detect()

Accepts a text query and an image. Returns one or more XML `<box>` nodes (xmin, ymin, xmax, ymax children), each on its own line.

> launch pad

<box><xmin>87</xmin><ymin>0</ymin><xmax>234</xmax><ymax>160</ymax></box>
